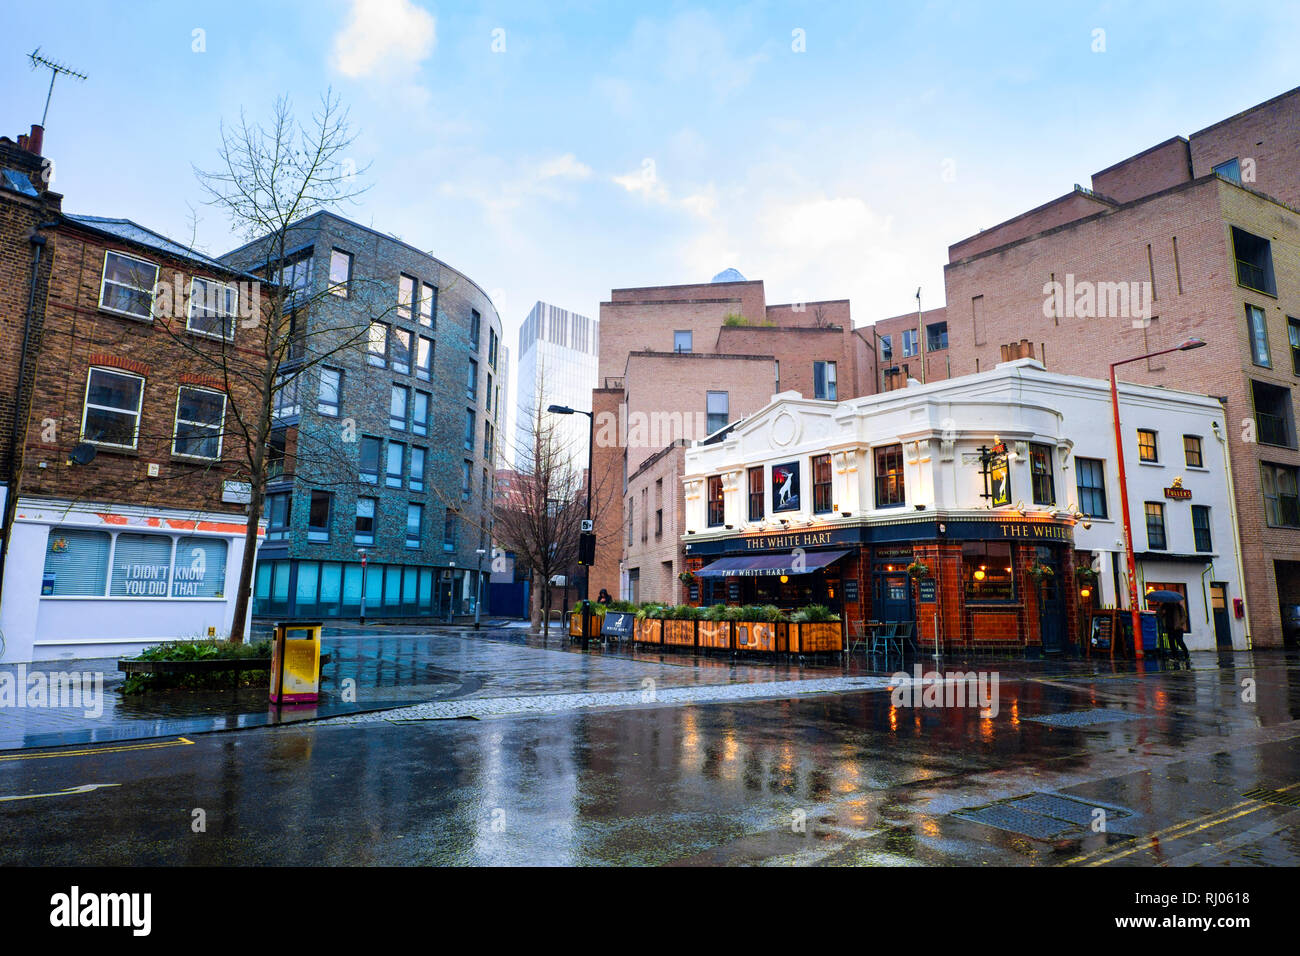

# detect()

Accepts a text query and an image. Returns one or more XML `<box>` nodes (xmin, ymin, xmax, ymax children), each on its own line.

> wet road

<box><xmin>3</xmin><ymin>643</ymin><xmax>1299</xmax><ymax>866</ymax></box>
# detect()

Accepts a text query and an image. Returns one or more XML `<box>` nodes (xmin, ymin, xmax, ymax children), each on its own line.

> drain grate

<box><xmin>1243</xmin><ymin>787</ymin><xmax>1300</xmax><ymax>808</ymax></box>
<box><xmin>1024</xmin><ymin>708</ymin><xmax>1145</xmax><ymax>728</ymax></box>
<box><xmin>953</xmin><ymin>792</ymin><xmax>1138</xmax><ymax>841</ymax></box>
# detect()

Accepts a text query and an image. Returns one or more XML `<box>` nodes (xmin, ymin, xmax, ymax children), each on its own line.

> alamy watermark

<box><xmin>890</xmin><ymin>665</ymin><xmax>1000</xmax><ymax>717</ymax></box>
<box><xmin>0</xmin><ymin>665</ymin><xmax>104</xmax><ymax>719</ymax></box>
<box><xmin>1042</xmin><ymin>274</ymin><xmax>1153</xmax><ymax>328</ymax></box>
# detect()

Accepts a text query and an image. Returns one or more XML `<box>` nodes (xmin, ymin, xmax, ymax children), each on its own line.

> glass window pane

<box><xmin>41</xmin><ymin>529</ymin><xmax>111</xmax><ymax>596</ymax></box>
<box><xmin>110</xmin><ymin>533</ymin><xmax>173</xmax><ymax>597</ymax></box>
<box><xmin>172</xmin><ymin>536</ymin><xmax>228</xmax><ymax>597</ymax></box>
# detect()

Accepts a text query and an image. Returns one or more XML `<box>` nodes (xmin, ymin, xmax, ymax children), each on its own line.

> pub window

<box><xmin>1136</xmin><ymin>429</ymin><xmax>1158</xmax><ymax>463</ymax></box>
<box><xmin>308</xmin><ymin>490</ymin><xmax>332</xmax><ymax>542</ymax></box>
<box><xmin>1261</xmin><ymin>462</ymin><xmax>1300</xmax><ymax>527</ymax></box>
<box><xmin>1192</xmin><ymin>505</ymin><xmax>1212</xmax><ymax>552</ymax></box>
<box><xmin>1183</xmin><ymin>435</ymin><xmax>1203</xmax><ymax>468</ymax></box>
<box><xmin>812</xmin><ymin>454</ymin><xmax>833</xmax><ymax>513</ymax></box>
<box><xmin>1145</xmin><ymin>502</ymin><xmax>1167</xmax><ymax>550</ymax></box>
<box><xmin>874</xmin><ymin>444</ymin><xmax>905</xmax><ymax>508</ymax></box>
<box><xmin>81</xmin><ymin>367</ymin><xmax>145</xmax><ymax>449</ymax></box>
<box><xmin>110</xmin><ymin>533</ymin><xmax>173</xmax><ymax>598</ymax></box>
<box><xmin>962</xmin><ymin>541</ymin><xmax>1013</xmax><ymax>602</ymax></box>
<box><xmin>41</xmin><ymin>529</ymin><xmax>111</xmax><ymax>596</ymax></box>
<box><xmin>99</xmin><ymin>250</ymin><xmax>158</xmax><ymax>320</ymax></box>
<box><xmin>707</xmin><ymin>475</ymin><xmax>724</xmax><ymax>527</ymax></box>
<box><xmin>1074</xmin><ymin>457</ymin><xmax>1108</xmax><ymax>519</ymax></box>
<box><xmin>748</xmin><ymin>466</ymin><xmax>764</xmax><ymax>521</ymax></box>
<box><xmin>1029</xmin><ymin>442</ymin><xmax>1055</xmax><ymax>505</ymax></box>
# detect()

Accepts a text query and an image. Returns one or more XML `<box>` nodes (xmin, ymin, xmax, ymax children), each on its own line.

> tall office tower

<box><xmin>514</xmin><ymin>301</ymin><xmax>598</xmax><ymax>471</ymax></box>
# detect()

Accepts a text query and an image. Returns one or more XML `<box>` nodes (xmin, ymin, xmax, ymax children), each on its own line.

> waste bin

<box><xmin>270</xmin><ymin>622</ymin><xmax>322</xmax><ymax>705</ymax></box>
<box><xmin>1139</xmin><ymin>610</ymin><xmax>1159</xmax><ymax>653</ymax></box>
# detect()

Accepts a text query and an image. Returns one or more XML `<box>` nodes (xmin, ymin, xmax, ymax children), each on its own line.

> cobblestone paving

<box><xmin>321</xmin><ymin>674</ymin><xmax>898</xmax><ymax>723</ymax></box>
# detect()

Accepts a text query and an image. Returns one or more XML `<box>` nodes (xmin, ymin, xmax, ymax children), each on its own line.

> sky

<box><xmin>3</xmin><ymin>0</ymin><xmax>1298</xmax><ymax>365</ymax></box>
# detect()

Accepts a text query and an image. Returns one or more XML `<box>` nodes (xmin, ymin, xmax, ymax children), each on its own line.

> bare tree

<box><xmin>189</xmin><ymin>90</ymin><xmax>380</xmax><ymax>642</ymax></box>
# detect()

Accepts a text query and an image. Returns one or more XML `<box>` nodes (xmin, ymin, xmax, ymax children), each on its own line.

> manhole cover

<box><xmin>1024</xmin><ymin>708</ymin><xmax>1144</xmax><ymax>728</ymax></box>
<box><xmin>953</xmin><ymin>792</ymin><xmax>1139</xmax><ymax>841</ymax></box>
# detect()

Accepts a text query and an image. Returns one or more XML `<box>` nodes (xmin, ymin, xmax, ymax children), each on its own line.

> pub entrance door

<box><xmin>872</xmin><ymin>547</ymin><xmax>914</xmax><ymax>623</ymax></box>
<box><xmin>1035</xmin><ymin>547</ymin><xmax>1067</xmax><ymax>654</ymax></box>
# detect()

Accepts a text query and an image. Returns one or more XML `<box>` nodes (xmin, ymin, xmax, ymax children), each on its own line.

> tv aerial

<box><xmin>28</xmin><ymin>48</ymin><xmax>88</xmax><ymax>127</ymax></box>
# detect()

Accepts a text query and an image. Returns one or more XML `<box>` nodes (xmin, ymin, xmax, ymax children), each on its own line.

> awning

<box><xmin>694</xmin><ymin>550</ymin><xmax>852</xmax><ymax>578</ymax></box>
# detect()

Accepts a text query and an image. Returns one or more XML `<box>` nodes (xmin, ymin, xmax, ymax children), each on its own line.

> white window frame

<box><xmin>171</xmin><ymin>386</ymin><xmax>227</xmax><ymax>461</ymax></box>
<box><xmin>98</xmin><ymin>250</ymin><xmax>159</xmax><ymax>321</ymax></box>
<box><xmin>81</xmin><ymin>367</ymin><xmax>146</xmax><ymax>450</ymax></box>
<box><xmin>186</xmin><ymin>276</ymin><xmax>237</xmax><ymax>340</ymax></box>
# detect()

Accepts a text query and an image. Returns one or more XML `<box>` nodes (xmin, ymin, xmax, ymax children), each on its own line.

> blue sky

<box><xmin>3</xmin><ymin>0</ymin><xmax>1297</xmax><ymax>356</ymax></box>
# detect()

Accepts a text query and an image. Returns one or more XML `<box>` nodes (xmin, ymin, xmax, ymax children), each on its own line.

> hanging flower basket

<box><xmin>1027</xmin><ymin>560</ymin><xmax>1055</xmax><ymax>584</ymax></box>
<box><xmin>1075</xmin><ymin>565</ymin><xmax>1099</xmax><ymax>584</ymax></box>
<box><xmin>678</xmin><ymin>570</ymin><xmax>696</xmax><ymax>584</ymax></box>
<box><xmin>906</xmin><ymin>560</ymin><xmax>931</xmax><ymax>580</ymax></box>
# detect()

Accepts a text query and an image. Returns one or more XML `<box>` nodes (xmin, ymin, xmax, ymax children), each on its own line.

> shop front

<box><xmin>684</xmin><ymin>514</ymin><xmax>1081</xmax><ymax>653</ymax></box>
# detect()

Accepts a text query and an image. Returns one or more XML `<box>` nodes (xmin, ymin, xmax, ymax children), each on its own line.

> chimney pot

<box><xmin>29</xmin><ymin>125</ymin><xmax>43</xmax><ymax>155</ymax></box>
<box><xmin>17</xmin><ymin>134</ymin><xmax>28</xmax><ymax>151</ymax></box>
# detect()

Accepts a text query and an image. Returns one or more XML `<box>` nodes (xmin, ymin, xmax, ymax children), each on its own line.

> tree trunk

<box><xmin>529</xmin><ymin>573</ymin><xmax>541</xmax><ymax>633</ymax></box>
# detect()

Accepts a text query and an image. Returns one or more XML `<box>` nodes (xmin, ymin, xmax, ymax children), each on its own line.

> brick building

<box><xmin>862</xmin><ymin>86</ymin><xmax>1300</xmax><ymax>646</ymax></box>
<box><xmin>590</xmin><ymin>271</ymin><xmax>860</xmax><ymax>604</ymax></box>
<box><xmin>682</xmin><ymin>360</ymin><xmax>1246</xmax><ymax>654</ymax></box>
<box><xmin>221</xmin><ymin>212</ymin><xmax>504</xmax><ymax>622</ymax></box>
<box><xmin>0</xmin><ymin>128</ymin><xmax>272</xmax><ymax>660</ymax></box>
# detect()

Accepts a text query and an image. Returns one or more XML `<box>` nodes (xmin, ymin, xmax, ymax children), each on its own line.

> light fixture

<box><xmin>974</xmin><ymin>569</ymin><xmax>986</xmax><ymax>581</ymax></box>
<box><xmin>1177</xmin><ymin>338</ymin><xmax>1207</xmax><ymax>351</ymax></box>
<box><xmin>1080</xmin><ymin>587</ymin><xmax>1092</xmax><ymax>599</ymax></box>
<box><xmin>841</xmin><ymin>511</ymin><xmax>852</xmax><ymax>518</ymax></box>
<box><xmin>779</xmin><ymin>575</ymin><xmax>789</xmax><ymax>584</ymax></box>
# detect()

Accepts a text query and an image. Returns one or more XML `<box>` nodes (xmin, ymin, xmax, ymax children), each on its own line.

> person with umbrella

<box><xmin>1147</xmin><ymin>590</ymin><xmax>1189</xmax><ymax>659</ymax></box>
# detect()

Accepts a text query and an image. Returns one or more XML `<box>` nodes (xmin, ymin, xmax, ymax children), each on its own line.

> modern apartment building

<box><xmin>221</xmin><ymin>212</ymin><xmax>504</xmax><ymax>622</ymax></box>
<box><xmin>590</xmin><ymin>271</ymin><xmax>860</xmax><ymax>604</ymax></box>
<box><xmin>862</xmin><ymin>86</ymin><xmax>1300</xmax><ymax>647</ymax></box>
<box><xmin>514</xmin><ymin>300</ymin><xmax>597</xmax><ymax>469</ymax></box>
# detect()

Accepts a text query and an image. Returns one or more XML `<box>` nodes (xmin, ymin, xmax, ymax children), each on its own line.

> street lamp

<box><xmin>474</xmin><ymin>548</ymin><xmax>487</xmax><ymax>629</ymax></box>
<box><xmin>1110</xmin><ymin>337</ymin><xmax>1206</xmax><ymax>659</ymax></box>
<box><xmin>547</xmin><ymin>403</ymin><xmax>595</xmax><ymax>649</ymax></box>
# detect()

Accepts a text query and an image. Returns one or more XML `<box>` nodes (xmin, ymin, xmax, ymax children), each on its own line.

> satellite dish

<box><xmin>68</xmin><ymin>443</ymin><xmax>97</xmax><ymax>466</ymax></box>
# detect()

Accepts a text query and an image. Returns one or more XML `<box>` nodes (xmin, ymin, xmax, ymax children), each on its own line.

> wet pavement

<box><xmin>2</xmin><ymin>638</ymin><xmax>1298</xmax><ymax>866</ymax></box>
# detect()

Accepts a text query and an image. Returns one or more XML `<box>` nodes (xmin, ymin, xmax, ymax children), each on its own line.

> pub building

<box><xmin>680</xmin><ymin>359</ymin><xmax>1248</xmax><ymax>653</ymax></box>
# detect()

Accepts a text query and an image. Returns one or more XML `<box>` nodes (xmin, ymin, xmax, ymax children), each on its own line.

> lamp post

<box><xmin>357</xmin><ymin>549</ymin><xmax>367</xmax><ymax>625</ymax></box>
<box><xmin>1110</xmin><ymin>338</ymin><xmax>1206</xmax><ymax>659</ymax></box>
<box><xmin>474</xmin><ymin>548</ymin><xmax>487</xmax><ymax>629</ymax></box>
<box><xmin>547</xmin><ymin>403</ymin><xmax>594</xmax><ymax>649</ymax></box>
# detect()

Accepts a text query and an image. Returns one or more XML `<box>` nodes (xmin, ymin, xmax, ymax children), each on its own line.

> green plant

<box><xmin>906</xmin><ymin>560</ymin><xmax>931</xmax><ymax>579</ymax></box>
<box><xmin>121</xmin><ymin>638</ymin><xmax>275</xmax><ymax>695</ymax></box>
<box><xmin>791</xmin><ymin>604</ymin><xmax>839</xmax><ymax>623</ymax></box>
<box><xmin>678</xmin><ymin>570</ymin><xmax>696</xmax><ymax>584</ymax></box>
<box><xmin>722</xmin><ymin>312</ymin><xmax>749</xmax><ymax>326</ymax></box>
<box><xmin>759</xmin><ymin>604</ymin><xmax>788</xmax><ymax>623</ymax></box>
<box><xmin>704</xmin><ymin>603</ymin><xmax>729</xmax><ymax>621</ymax></box>
<box><xmin>666</xmin><ymin>604</ymin><xmax>700</xmax><ymax>620</ymax></box>
<box><xmin>1027</xmin><ymin>559</ymin><xmax>1055</xmax><ymax>583</ymax></box>
<box><xmin>606</xmin><ymin>599</ymin><xmax>639</xmax><ymax>613</ymax></box>
<box><xmin>1075</xmin><ymin>565</ymin><xmax>1099</xmax><ymax>583</ymax></box>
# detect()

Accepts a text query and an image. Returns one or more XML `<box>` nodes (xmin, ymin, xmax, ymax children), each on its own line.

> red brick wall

<box><xmin>1190</xmin><ymin>87</ymin><xmax>1300</xmax><ymax>209</ymax></box>
<box><xmin>18</xmin><ymin>223</ymin><xmax>266</xmax><ymax>517</ymax></box>
<box><xmin>1091</xmin><ymin>137</ymin><xmax>1193</xmax><ymax>204</ymax></box>
<box><xmin>949</xmin><ymin>191</ymin><xmax>1113</xmax><ymax>262</ymax></box>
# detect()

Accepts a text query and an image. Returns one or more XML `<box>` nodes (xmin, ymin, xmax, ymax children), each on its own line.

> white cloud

<box><xmin>331</xmin><ymin>0</ymin><xmax>436</xmax><ymax>79</ymax></box>
<box><xmin>537</xmin><ymin>154</ymin><xmax>592</xmax><ymax>181</ymax></box>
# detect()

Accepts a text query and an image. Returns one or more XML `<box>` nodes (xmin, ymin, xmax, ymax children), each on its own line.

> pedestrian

<box><xmin>597</xmin><ymin>588</ymin><xmax>612</xmax><ymax>605</ymax></box>
<box><xmin>1164</xmin><ymin>601</ymin><xmax>1190</xmax><ymax>659</ymax></box>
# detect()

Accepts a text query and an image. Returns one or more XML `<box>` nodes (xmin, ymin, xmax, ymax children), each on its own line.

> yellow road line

<box><xmin>1064</xmin><ymin>779</ymin><xmax>1300</xmax><ymax>867</ymax></box>
<box><xmin>0</xmin><ymin>737</ymin><xmax>194</xmax><ymax>762</ymax></box>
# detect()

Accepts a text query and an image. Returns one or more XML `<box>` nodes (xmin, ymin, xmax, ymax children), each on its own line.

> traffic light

<box><xmin>577</xmin><ymin>531</ymin><xmax>596</xmax><ymax>566</ymax></box>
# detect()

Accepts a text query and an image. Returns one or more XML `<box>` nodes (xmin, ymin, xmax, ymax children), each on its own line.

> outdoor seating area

<box><xmin>847</xmin><ymin>620</ymin><xmax>917</xmax><ymax>662</ymax></box>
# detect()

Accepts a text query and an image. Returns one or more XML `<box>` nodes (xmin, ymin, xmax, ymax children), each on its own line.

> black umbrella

<box><xmin>1144</xmin><ymin>589</ymin><xmax>1184</xmax><ymax>604</ymax></box>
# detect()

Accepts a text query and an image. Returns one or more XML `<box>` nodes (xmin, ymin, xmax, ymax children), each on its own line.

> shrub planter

<box><xmin>735</xmin><ymin>621</ymin><xmax>778</xmax><ymax>652</ymax></box>
<box><xmin>661</xmin><ymin>619</ymin><xmax>697</xmax><ymax>647</ymax></box>
<box><xmin>697</xmin><ymin>620</ymin><xmax>731</xmax><ymax>649</ymax></box>
<box><xmin>795</xmin><ymin>621</ymin><xmax>845</xmax><ymax>653</ymax></box>
<box><xmin>635</xmin><ymin>618</ymin><xmax>662</xmax><ymax>645</ymax></box>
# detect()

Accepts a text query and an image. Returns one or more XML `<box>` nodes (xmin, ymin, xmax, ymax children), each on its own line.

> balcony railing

<box><xmin>1257</xmin><ymin>411</ymin><xmax>1292</xmax><ymax>447</ymax></box>
<box><xmin>1236</xmin><ymin>258</ymin><xmax>1270</xmax><ymax>294</ymax></box>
